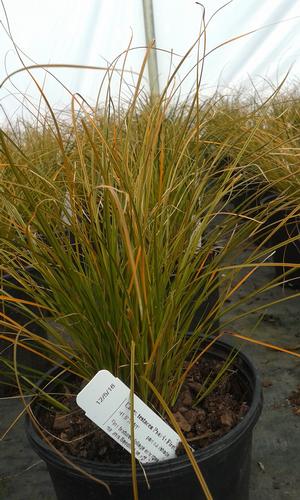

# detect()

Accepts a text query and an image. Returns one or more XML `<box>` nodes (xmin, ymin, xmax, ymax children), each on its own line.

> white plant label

<box><xmin>76</xmin><ymin>370</ymin><xmax>181</xmax><ymax>464</ymax></box>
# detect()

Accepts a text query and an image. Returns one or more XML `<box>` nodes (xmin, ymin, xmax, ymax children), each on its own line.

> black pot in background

<box><xmin>269</xmin><ymin>214</ymin><xmax>300</xmax><ymax>288</ymax></box>
<box><xmin>189</xmin><ymin>285</ymin><xmax>219</xmax><ymax>334</ymax></box>
<box><xmin>251</xmin><ymin>191</ymin><xmax>300</xmax><ymax>287</ymax></box>
<box><xmin>26</xmin><ymin>341</ymin><xmax>262</xmax><ymax>500</ymax></box>
<box><xmin>230</xmin><ymin>184</ymin><xmax>261</xmax><ymax>211</ymax></box>
<box><xmin>0</xmin><ymin>267</ymin><xmax>50</xmax><ymax>394</ymax></box>
<box><xmin>234</xmin><ymin>189</ymin><xmax>300</xmax><ymax>288</ymax></box>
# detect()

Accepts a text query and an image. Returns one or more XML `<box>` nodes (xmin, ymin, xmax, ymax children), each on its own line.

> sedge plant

<box><xmin>1</xmin><ymin>52</ymin><xmax>300</xmax><ymax>412</ymax></box>
<box><xmin>1</xmin><ymin>38</ymin><xmax>300</xmax><ymax>500</ymax></box>
<box><xmin>201</xmin><ymin>86</ymin><xmax>300</xmax><ymax>205</ymax></box>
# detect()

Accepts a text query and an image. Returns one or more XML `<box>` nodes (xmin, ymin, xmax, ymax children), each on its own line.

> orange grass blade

<box><xmin>142</xmin><ymin>376</ymin><xmax>213</xmax><ymax>500</ymax></box>
<box><xmin>177</xmin><ymin>333</ymin><xmax>223</xmax><ymax>390</ymax></box>
<box><xmin>0</xmin><ymin>295</ymin><xmax>51</xmax><ymax>311</ymax></box>
<box><xmin>224</xmin><ymin>331</ymin><xmax>300</xmax><ymax>359</ymax></box>
<box><xmin>128</xmin><ymin>246</ymin><xmax>142</xmax><ymax>295</ymax></box>
<box><xmin>130</xmin><ymin>341</ymin><xmax>139</xmax><ymax>500</ymax></box>
<box><xmin>226</xmin><ymin>266</ymin><xmax>259</xmax><ymax>300</ymax></box>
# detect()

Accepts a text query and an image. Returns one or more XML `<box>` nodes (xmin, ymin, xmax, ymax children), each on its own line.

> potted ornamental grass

<box><xmin>250</xmin><ymin>90</ymin><xmax>300</xmax><ymax>287</ymax></box>
<box><xmin>201</xmin><ymin>89</ymin><xmax>300</xmax><ymax>287</ymax></box>
<box><xmin>0</xmin><ymin>116</ymin><xmax>68</xmax><ymax>394</ymax></box>
<box><xmin>1</xmin><ymin>43</ymin><xmax>300</xmax><ymax>500</ymax></box>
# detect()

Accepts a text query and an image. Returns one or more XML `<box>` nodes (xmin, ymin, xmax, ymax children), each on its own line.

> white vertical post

<box><xmin>142</xmin><ymin>0</ymin><xmax>160</xmax><ymax>97</ymax></box>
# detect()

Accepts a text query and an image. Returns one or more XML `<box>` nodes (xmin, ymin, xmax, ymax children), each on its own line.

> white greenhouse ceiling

<box><xmin>1</xmin><ymin>0</ymin><xmax>300</xmax><ymax>121</ymax></box>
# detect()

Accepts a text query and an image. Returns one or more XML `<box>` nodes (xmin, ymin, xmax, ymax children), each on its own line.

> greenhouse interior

<box><xmin>0</xmin><ymin>1</ymin><xmax>300</xmax><ymax>499</ymax></box>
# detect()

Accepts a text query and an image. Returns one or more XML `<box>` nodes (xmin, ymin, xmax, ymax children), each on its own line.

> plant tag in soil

<box><xmin>76</xmin><ymin>369</ymin><xmax>181</xmax><ymax>464</ymax></box>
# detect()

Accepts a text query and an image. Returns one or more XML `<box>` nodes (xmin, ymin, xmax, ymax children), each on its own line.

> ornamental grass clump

<box><xmin>257</xmin><ymin>88</ymin><xmax>300</xmax><ymax>199</ymax></box>
<box><xmin>200</xmin><ymin>88</ymin><xmax>300</xmax><ymax>287</ymax></box>
<box><xmin>0</xmin><ymin>117</ymin><xmax>68</xmax><ymax>244</ymax></box>
<box><xmin>201</xmin><ymin>87</ymin><xmax>300</xmax><ymax>207</ymax></box>
<box><xmin>1</xmin><ymin>32</ymin><xmax>300</xmax><ymax>498</ymax></box>
<box><xmin>0</xmin><ymin>67</ymin><xmax>299</xmax><ymax>404</ymax></box>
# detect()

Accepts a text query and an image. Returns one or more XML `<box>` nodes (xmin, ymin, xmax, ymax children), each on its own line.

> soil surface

<box><xmin>1</xmin><ymin>247</ymin><xmax>300</xmax><ymax>499</ymax></box>
<box><xmin>35</xmin><ymin>356</ymin><xmax>249</xmax><ymax>464</ymax></box>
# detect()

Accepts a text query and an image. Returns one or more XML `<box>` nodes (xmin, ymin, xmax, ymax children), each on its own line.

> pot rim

<box><xmin>26</xmin><ymin>339</ymin><xmax>262</xmax><ymax>480</ymax></box>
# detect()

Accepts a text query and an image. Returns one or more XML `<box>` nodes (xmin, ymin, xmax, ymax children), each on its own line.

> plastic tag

<box><xmin>76</xmin><ymin>370</ymin><xmax>181</xmax><ymax>464</ymax></box>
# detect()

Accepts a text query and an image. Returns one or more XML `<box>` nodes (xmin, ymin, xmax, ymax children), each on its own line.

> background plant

<box><xmin>202</xmin><ymin>86</ymin><xmax>300</xmax><ymax>204</ymax></box>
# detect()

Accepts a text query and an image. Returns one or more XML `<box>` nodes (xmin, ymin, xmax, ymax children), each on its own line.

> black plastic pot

<box><xmin>240</xmin><ymin>192</ymin><xmax>300</xmax><ymax>287</ymax></box>
<box><xmin>189</xmin><ymin>285</ymin><xmax>219</xmax><ymax>334</ymax></box>
<box><xmin>0</xmin><ymin>268</ymin><xmax>50</xmax><ymax>394</ymax></box>
<box><xmin>270</xmin><ymin>215</ymin><xmax>300</xmax><ymax>288</ymax></box>
<box><xmin>26</xmin><ymin>341</ymin><xmax>262</xmax><ymax>500</ymax></box>
<box><xmin>253</xmin><ymin>202</ymin><xmax>300</xmax><ymax>287</ymax></box>
<box><xmin>230</xmin><ymin>184</ymin><xmax>262</xmax><ymax>211</ymax></box>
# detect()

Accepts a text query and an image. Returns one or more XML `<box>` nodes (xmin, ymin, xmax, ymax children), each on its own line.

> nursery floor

<box><xmin>0</xmin><ymin>255</ymin><xmax>300</xmax><ymax>499</ymax></box>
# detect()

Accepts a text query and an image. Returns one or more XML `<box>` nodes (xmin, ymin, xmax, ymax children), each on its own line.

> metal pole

<box><xmin>142</xmin><ymin>0</ymin><xmax>160</xmax><ymax>97</ymax></box>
